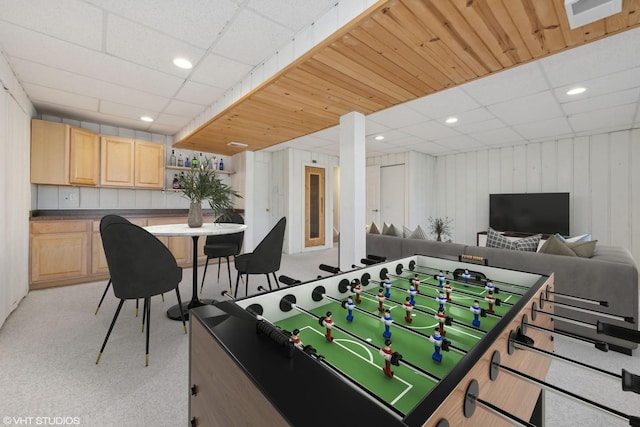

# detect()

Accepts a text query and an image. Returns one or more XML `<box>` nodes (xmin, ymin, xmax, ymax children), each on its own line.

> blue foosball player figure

<box><xmin>430</xmin><ymin>327</ymin><xmax>444</xmax><ymax>363</ymax></box>
<box><xmin>462</xmin><ymin>269</ymin><xmax>471</xmax><ymax>286</ymax></box>
<box><xmin>470</xmin><ymin>300</ymin><xmax>482</xmax><ymax>327</ymax></box>
<box><xmin>408</xmin><ymin>284</ymin><xmax>417</xmax><ymax>306</ymax></box>
<box><xmin>383</xmin><ymin>277</ymin><xmax>392</xmax><ymax>298</ymax></box>
<box><xmin>485</xmin><ymin>280</ymin><xmax>495</xmax><ymax>293</ymax></box>
<box><xmin>381</xmin><ymin>309</ymin><xmax>393</xmax><ymax>339</ymax></box>
<box><xmin>437</xmin><ymin>271</ymin><xmax>446</xmax><ymax>288</ymax></box>
<box><xmin>436</xmin><ymin>290</ymin><xmax>447</xmax><ymax>312</ymax></box>
<box><xmin>344</xmin><ymin>296</ymin><xmax>355</xmax><ymax>322</ymax></box>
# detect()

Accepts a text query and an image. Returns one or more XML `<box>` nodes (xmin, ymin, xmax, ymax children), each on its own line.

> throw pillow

<box><xmin>408</xmin><ymin>225</ymin><xmax>428</xmax><ymax>240</ymax></box>
<box><xmin>486</xmin><ymin>228</ymin><xmax>542</xmax><ymax>252</ymax></box>
<box><xmin>369</xmin><ymin>222</ymin><xmax>380</xmax><ymax>234</ymax></box>
<box><xmin>555</xmin><ymin>233</ymin><xmax>592</xmax><ymax>243</ymax></box>
<box><xmin>567</xmin><ymin>240</ymin><xmax>597</xmax><ymax>258</ymax></box>
<box><xmin>383</xmin><ymin>224</ymin><xmax>403</xmax><ymax>238</ymax></box>
<box><xmin>403</xmin><ymin>225</ymin><xmax>414</xmax><ymax>238</ymax></box>
<box><xmin>539</xmin><ymin>235</ymin><xmax>577</xmax><ymax>257</ymax></box>
<box><xmin>382</xmin><ymin>222</ymin><xmax>390</xmax><ymax>235</ymax></box>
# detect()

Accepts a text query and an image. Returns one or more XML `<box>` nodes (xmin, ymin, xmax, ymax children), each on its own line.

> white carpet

<box><xmin>0</xmin><ymin>248</ymin><xmax>637</xmax><ymax>426</ymax></box>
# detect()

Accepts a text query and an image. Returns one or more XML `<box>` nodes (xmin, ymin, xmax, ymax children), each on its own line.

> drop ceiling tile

<box><xmin>436</xmin><ymin>135</ymin><xmax>486</xmax><ymax>151</ymax></box>
<box><xmin>367</xmin><ymin>105</ymin><xmax>429</xmax><ymax>129</ymax></box>
<box><xmin>189</xmin><ymin>53</ymin><xmax>253</xmax><ymax>88</ymax></box>
<box><xmin>554</xmin><ymin>66</ymin><xmax>640</xmax><ymax>102</ymax></box>
<box><xmin>163</xmin><ymin>100</ymin><xmax>205</xmax><ymax>117</ymax></box>
<box><xmin>247</xmin><ymin>0</ymin><xmax>336</xmax><ymax>31</ymax></box>
<box><xmin>37</xmin><ymin>103</ymin><xmax>148</xmax><ymax>130</ymax></box>
<box><xmin>365</xmin><ymin>120</ymin><xmax>392</xmax><ymax>136</ymax></box>
<box><xmin>175</xmin><ymin>82</ymin><xmax>226</xmax><ymax>106</ymax></box>
<box><xmin>11</xmin><ymin>58</ymin><xmax>170</xmax><ymax>110</ymax></box>
<box><xmin>84</xmin><ymin>0</ymin><xmax>239</xmax><ymax>49</ymax></box>
<box><xmin>151</xmin><ymin>112</ymin><xmax>192</xmax><ymax>128</ymax></box>
<box><xmin>443</xmin><ymin>107</ymin><xmax>496</xmax><ymax>127</ymax></box>
<box><xmin>512</xmin><ymin>117</ymin><xmax>573</xmax><ymax>140</ymax></box>
<box><xmin>561</xmin><ymin>88</ymin><xmax>640</xmax><ymax>116</ymax></box>
<box><xmin>462</xmin><ymin>61</ymin><xmax>550</xmax><ymax>106</ymax></box>
<box><xmin>455</xmin><ymin>118</ymin><xmax>505</xmax><ymax>135</ymax></box>
<box><xmin>24</xmin><ymin>83</ymin><xmax>98</xmax><ymax>111</ymax></box>
<box><xmin>212</xmin><ymin>8</ymin><xmax>293</xmax><ymax>66</ymax></box>
<box><xmin>540</xmin><ymin>27</ymin><xmax>640</xmax><ymax>87</ymax></box>
<box><xmin>0</xmin><ymin>0</ymin><xmax>103</xmax><ymax>50</ymax></box>
<box><xmin>487</xmin><ymin>91</ymin><xmax>563</xmax><ymax>126</ymax></box>
<box><xmin>402</xmin><ymin>120</ymin><xmax>461</xmax><ymax>140</ymax></box>
<box><xmin>568</xmin><ymin>103</ymin><xmax>637</xmax><ymax>133</ymax></box>
<box><xmin>472</xmin><ymin>127</ymin><xmax>526</xmax><ymax>145</ymax></box>
<box><xmin>366</xmin><ymin>129</ymin><xmax>410</xmax><ymax>143</ymax></box>
<box><xmin>106</xmin><ymin>15</ymin><xmax>206</xmax><ymax>77</ymax></box>
<box><xmin>100</xmin><ymin>100</ymin><xmax>160</xmax><ymax>122</ymax></box>
<box><xmin>403</xmin><ymin>141</ymin><xmax>452</xmax><ymax>155</ymax></box>
<box><xmin>404</xmin><ymin>87</ymin><xmax>481</xmax><ymax>119</ymax></box>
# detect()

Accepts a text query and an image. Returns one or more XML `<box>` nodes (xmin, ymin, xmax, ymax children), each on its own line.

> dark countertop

<box><xmin>29</xmin><ymin>209</ymin><xmax>242</xmax><ymax>220</ymax></box>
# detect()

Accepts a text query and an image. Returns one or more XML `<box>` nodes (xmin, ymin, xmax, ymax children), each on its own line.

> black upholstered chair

<box><xmin>95</xmin><ymin>215</ymin><xmax>131</xmax><ymax>316</ymax></box>
<box><xmin>96</xmin><ymin>216</ymin><xmax>186</xmax><ymax>366</ymax></box>
<box><xmin>200</xmin><ymin>211</ymin><xmax>244</xmax><ymax>293</ymax></box>
<box><xmin>234</xmin><ymin>217</ymin><xmax>286</xmax><ymax>298</ymax></box>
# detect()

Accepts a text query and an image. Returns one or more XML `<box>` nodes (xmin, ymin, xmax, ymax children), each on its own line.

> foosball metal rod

<box><xmin>312</xmin><ymin>289</ymin><xmax>469</xmax><ymax>356</ymax></box>
<box><xmin>522</xmin><ymin>320</ymin><xmax>609</xmax><ymax>352</ymax></box>
<box><xmin>220</xmin><ymin>290</ymin><xmax>406</xmax><ymax>420</ymax></box>
<box><xmin>494</xmin><ymin>363</ymin><xmax>640</xmax><ymax>426</ymax></box>
<box><xmin>545</xmin><ymin>288</ymin><xmax>609</xmax><ymax>307</ymax></box>
<box><xmin>404</xmin><ymin>268</ymin><xmax>524</xmax><ymax>298</ymax></box>
<box><xmin>286</xmin><ymin>301</ymin><xmax>443</xmax><ymax>383</ymax></box>
<box><xmin>532</xmin><ymin>304</ymin><xmax>640</xmax><ymax>344</ymax></box>
<box><xmin>473</xmin><ymin>397</ymin><xmax>536</xmax><ymax>427</ymax></box>
<box><xmin>357</xmin><ymin>287</ymin><xmax>487</xmax><ymax>336</ymax></box>
<box><xmin>540</xmin><ymin>297</ymin><xmax>634</xmax><ymax>323</ymax></box>
<box><xmin>413</xmin><ymin>264</ymin><xmax>529</xmax><ymax>294</ymax></box>
<box><xmin>510</xmin><ymin>338</ymin><xmax>640</xmax><ymax>394</ymax></box>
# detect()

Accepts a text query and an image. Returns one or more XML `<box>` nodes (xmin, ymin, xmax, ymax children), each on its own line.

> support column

<box><xmin>339</xmin><ymin>112</ymin><xmax>366</xmax><ymax>271</ymax></box>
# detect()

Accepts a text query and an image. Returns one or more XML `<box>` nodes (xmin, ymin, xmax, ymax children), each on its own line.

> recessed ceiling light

<box><xmin>140</xmin><ymin>116</ymin><xmax>154</xmax><ymax>122</ymax></box>
<box><xmin>445</xmin><ymin>117</ymin><xmax>458</xmax><ymax>124</ymax></box>
<box><xmin>173</xmin><ymin>57</ymin><xmax>193</xmax><ymax>69</ymax></box>
<box><xmin>566</xmin><ymin>87</ymin><xmax>587</xmax><ymax>96</ymax></box>
<box><xmin>374</xmin><ymin>135</ymin><xmax>385</xmax><ymax>141</ymax></box>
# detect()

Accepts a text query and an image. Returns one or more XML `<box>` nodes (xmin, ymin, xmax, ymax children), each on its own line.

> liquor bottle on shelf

<box><xmin>177</xmin><ymin>153</ymin><xmax>184</xmax><ymax>167</ymax></box>
<box><xmin>184</xmin><ymin>155</ymin><xmax>190</xmax><ymax>168</ymax></box>
<box><xmin>219</xmin><ymin>158</ymin><xmax>224</xmax><ymax>171</ymax></box>
<box><xmin>211</xmin><ymin>157</ymin><xmax>217</xmax><ymax>170</ymax></box>
<box><xmin>172</xmin><ymin>174</ymin><xmax>179</xmax><ymax>189</ymax></box>
<box><xmin>191</xmin><ymin>154</ymin><xmax>199</xmax><ymax>169</ymax></box>
<box><xmin>199</xmin><ymin>153</ymin><xmax>204</xmax><ymax>169</ymax></box>
<box><xmin>169</xmin><ymin>149</ymin><xmax>176</xmax><ymax>166</ymax></box>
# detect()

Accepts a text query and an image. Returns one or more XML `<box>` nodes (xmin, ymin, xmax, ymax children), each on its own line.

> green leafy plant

<box><xmin>178</xmin><ymin>157</ymin><xmax>241</xmax><ymax>217</ymax></box>
<box><xmin>428</xmin><ymin>217</ymin><xmax>453</xmax><ymax>241</ymax></box>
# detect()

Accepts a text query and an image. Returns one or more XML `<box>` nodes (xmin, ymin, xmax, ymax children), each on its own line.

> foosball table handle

<box><xmin>622</xmin><ymin>369</ymin><xmax>640</xmax><ymax>395</ymax></box>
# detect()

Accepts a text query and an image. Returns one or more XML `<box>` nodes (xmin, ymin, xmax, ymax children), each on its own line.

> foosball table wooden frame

<box><xmin>187</xmin><ymin>254</ymin><xmax>563</xmax><ymax>426</ymax></box>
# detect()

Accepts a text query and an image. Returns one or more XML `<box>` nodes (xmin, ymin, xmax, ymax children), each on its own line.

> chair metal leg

<box><xmin>217</xmin><ymin>257</ymin><xmax>222</xmax><ymax>282</ymax></box>
<box><xmin>141</xmin><ymin>298</ymin><xmax>147</xmax><ymax>332</ymax></box>
<box><xmin>234</xmin><ymin>272</ymin><xmax>242</xmax><ymax>298</ymax></box>
<box><xmin>273</xmin><ymin>272</ymin><xmax>279</xmax><ymax>288</ymax></box>
<box><xmin>245</xmin><ymin>274</ymin><xmax>249</xmax><ymax>297</ymax></box>
<box><xmin>145</xmin><ymin>297</ymin><xmax>151</xmax><ymax>367</ymax></box>
<box><xmin>225</xmin><ymin>256</ymin><xmax>232</xmax><ymax>290</ymax></box>
<box><xmin>266</xmin><ymin>274</ymin><xmax>273</xmax><ymax>291</ymax></box>
<box><xmin>135</xmin><ymin>299</ymin><xmax>139</xmax><ymax>317</ymax></box>
<box><xmin>95</xmin><ymin>279</ymin><xmax>112</xmax><ymax>315</ymax></box>
<box><xmin>200</xmin><ymin>256</ymin><xmax>211</xmax><ymax>293</ymax></box>
<box><xmin>175</xmin><ymin>287</ymin><xmax>187</xmax><ymax>334</ymax></box>
<box><xmin>96</xmin><ymin>299</ymin><xmax>125</xmax><ymax>364</ymax></box>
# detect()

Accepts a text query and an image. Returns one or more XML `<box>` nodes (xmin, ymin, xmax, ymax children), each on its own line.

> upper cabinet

<box><xmin>31</xmin><ymin>119</ymin><xmax>99</xmax><ymax>186</ymax></box>
<box><xmin>134</xmin><ymin>140</ymin><xmax>164</xmax><ymax>188</ymax></box>
<box><xmin>100</xmin><ymin>135</ymin><xmax>135</xmax><ymax>187</ymax></box>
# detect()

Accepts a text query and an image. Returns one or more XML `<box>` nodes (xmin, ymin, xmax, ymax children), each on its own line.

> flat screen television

<box><xmin>489</xmin><ymin>192</ymin><xmax>569</xmax><ymax>236</ymax></box>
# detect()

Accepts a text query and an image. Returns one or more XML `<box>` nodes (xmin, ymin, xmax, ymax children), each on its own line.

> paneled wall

<box><xmin>435</xmin><ymin>129</ymin><xmax>640</xmax><ymax>263</ymax></box>
<box><xmin>1</xmin><ymin>50</ymin><xmax>35</xmax><ymax>327</ymax></box>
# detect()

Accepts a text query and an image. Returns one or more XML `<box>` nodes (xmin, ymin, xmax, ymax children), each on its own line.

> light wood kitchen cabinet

<box><xmin>146</xmin><ymin>217</ymin><xmax>190</xmax><ymax>265</ymax></box>
<box><xmin>30</xmin><ymin>220</ymin><xmax>90</xmax><ymax>289</ymax></box>
<box><xmin>31</xmin><ymin>119</ymin><xmax>99</xmax><ymax>186</ymax></box>
<box><xmin>100</xmin><ymin>135</ymin><xmax>135</xmax><ymax>187</ymax></box>
<box><xmin>135</xmin><ymin>140</ymin><xmax>164</xmax><ymax>188</ymax></box>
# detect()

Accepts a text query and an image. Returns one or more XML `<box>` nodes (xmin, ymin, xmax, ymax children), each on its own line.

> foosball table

<box><xmin>188</xmin><ymin>254</ymin><xmax>640</xmax><ymax>427</ymax></box>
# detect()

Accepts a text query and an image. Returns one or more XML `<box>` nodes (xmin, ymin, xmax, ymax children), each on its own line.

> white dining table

<box><xmin>144</xmin><ymin>222</ymin><xmax>247</xmax><ymax>320</ymax></box>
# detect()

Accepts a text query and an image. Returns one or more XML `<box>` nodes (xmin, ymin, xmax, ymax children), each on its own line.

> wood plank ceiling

<box><xmin>174</xmin><ymin>0</ymin><xmax>640</xmax><ymax>156</ymax></box>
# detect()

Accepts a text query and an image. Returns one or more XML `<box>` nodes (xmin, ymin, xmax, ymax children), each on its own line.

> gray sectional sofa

<box><xmin>366</xmin><ymin>233</ymin><xmax>639</xmax><ymax>354</ymax></box>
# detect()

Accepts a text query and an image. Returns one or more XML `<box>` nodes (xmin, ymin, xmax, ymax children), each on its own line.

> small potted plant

<box><xmin>178</xmin><ymin>157</ymin><xmax>240</xmax><ymax>227</ymax></box>
<box><xmin>428</xmin><ymin>217</ymin><xmax>453</xmax><ymax>242</ymax></box>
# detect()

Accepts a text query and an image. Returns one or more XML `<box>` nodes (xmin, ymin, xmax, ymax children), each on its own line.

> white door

<box><xmin>253</xmin><ymin>160</ymin><xmax>271</xmax><ymax>243</ymax></box>
<box><xmin>380</xmin><ymin>164</ymin><xmax>405</xmax><ymax>226</ymax></box>
<box><xmin>365</xmin><ymin>165</ymin><xmax>380</xmax><ymax>226</ymax></box>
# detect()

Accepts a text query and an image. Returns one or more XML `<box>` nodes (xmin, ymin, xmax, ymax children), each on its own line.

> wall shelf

<box><xmin>166</xmin><ymin>165</ymin><xmax>234</xmax><ymax>175</ymax></box>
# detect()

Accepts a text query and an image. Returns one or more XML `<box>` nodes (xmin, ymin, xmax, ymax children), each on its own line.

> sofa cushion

<box><xmin>486</xmin><ymin>228</ymin><xmax>541</xmax><ymax>252</ymax></box>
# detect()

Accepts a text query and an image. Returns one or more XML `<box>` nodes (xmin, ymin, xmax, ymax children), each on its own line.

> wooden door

<box><xmin>305</xmin><ymin>166</ymin><xmax>325</xmax><ymax>247</ymax></box>
<box><xmin>135</xmin><ymin>140</ymin><xmax>164</xmax><ymax>188</ymax></box>
<box><xmin>68</xmin><ymin>127</ymin><xmax>99</xmax><ymax>185</ymax></box>
<box><xmin>100</xmin><ymin>136</ymin><xmax>134</xmax><ymax>187</ymax></box>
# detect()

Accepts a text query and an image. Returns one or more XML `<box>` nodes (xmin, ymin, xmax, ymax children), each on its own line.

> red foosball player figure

<box><xmin>320</xmin><ymin>311</ymin><xmax>335</xmax><ymax>342</ymax></box>
<box><xmin>403</xmin><ymin>297</ymin><xmax>413</xmax><ymax>323</ymax></box>
<box><xmin>434</xmin><ymin>306</ymin><xmax>447</xmax><ymax>336</ymax></box>
<box><xmin>290</xmin><ymin>328</ymin><xmax>303</xmax><ymax>349</ymax></box>
<box><xmin>380</xmin><ymin>339</ymin><xmax>395</xmax><ymax>377</ymax></box>
<box><xmin>376</xmin><ymin>288</ymin><xmax>386</xmax><ymax>313</ymax></box>
<box><xmin>485</xmin><ymin>291</ymin><xmax>496</xmax><ymax>314</ymax></box>
<box><xmin>444</xmin><ymin>280</ymin><xmax>452</xmax><ymax>302</ymax></box>
<box><xmin>410</xmin><ymin>274</ymin><xmax>420</xmax><ymax>293</ymax></box>
<box><xmin>352</xmin><ymin>279</ymin><xmax>362</xmax><ymax>304</ymax></box>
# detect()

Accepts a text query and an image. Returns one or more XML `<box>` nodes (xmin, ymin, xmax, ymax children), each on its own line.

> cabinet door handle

<box><xmin>191</xmin><ymin>384</ymin><xmax>198</xmax><ymax>396</ymax></box>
